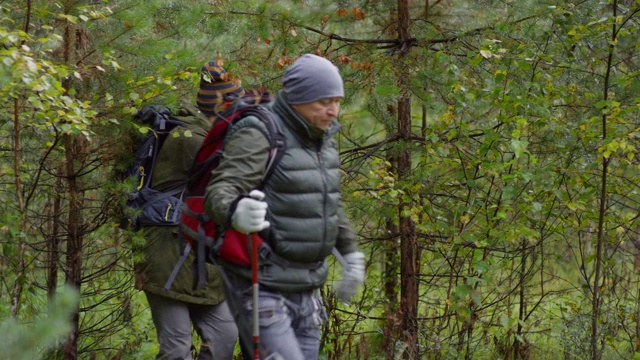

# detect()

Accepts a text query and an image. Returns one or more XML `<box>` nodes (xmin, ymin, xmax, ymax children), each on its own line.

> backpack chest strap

<box><xmin>257</xmin><ymin>243</ymin><xmax>324</xmax><ymax>270</ymax></box>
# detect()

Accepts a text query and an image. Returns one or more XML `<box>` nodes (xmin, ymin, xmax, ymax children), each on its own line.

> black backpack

<box><xmin>120</xmin><ymin>105</ymin><xmax>186</xmax><ymax>230</ymax></box>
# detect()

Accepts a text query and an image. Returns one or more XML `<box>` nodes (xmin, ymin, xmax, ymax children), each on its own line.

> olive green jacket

<box><xmin>204</xmin><ymin>92</ymin><xmax>358</xmax><ymax>292</ymax></box>
<box><xmin>134</xmin><ymin>101</ymin><xmax>226</xmax><ymax>305</ymax></box>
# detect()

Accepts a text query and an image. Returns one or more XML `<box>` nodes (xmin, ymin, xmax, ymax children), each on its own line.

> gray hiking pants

<box><xmin>145</xmin><ymin>291</ymin><xmax>238</xmax><ymax>360</ymax></box>
<box><xmin>223</xmin><ymin>273</ymin><xmax>327</xmax><ymax>360</ymax></box>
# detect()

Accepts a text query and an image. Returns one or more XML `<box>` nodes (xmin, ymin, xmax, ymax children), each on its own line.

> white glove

<box><xmin>231</xmin><ymin>190</ymin><xmax>270</xmax><ymax>234</ymax></box>
<box><xmin>335</xmin><ymin>251</ymin><xmax>366</xmax><ymax>303</ymax></box>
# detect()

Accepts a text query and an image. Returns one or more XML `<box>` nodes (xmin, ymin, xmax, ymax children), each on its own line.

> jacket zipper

<box><xmin>316</xmin><ymin>141</ymin><xmax>328</xmax><ymax>263</ymax></box>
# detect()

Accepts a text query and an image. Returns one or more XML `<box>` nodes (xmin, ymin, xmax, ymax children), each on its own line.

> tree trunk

<box><xmin>637</xmin><ymin>286</ymin><xmax>640</xmax><ymax>352</ymax></box>
<box><xmin>63</xmin><ymin>133</ymin><xmax>85</xmax><ymax>360</ymax></box>
<box><xmin>10</xmin><ymin>97</ymin><xmax>27</xmax><ymax>318</ymax></box>
<box><xmin>46</xmin><ymin>179</ymin><xmax>63</xmax><ymax>299</ymax></box>
<box><xmin>591</xmin><ymin>1</ymin><xmax>617</xmax><ymax>359</ymax></box>
<box><xmin>514</xmin><ymin>238</ymin><xmax>527</xmax><ymax>359</ymax></box>
<box><xmin>383</xmin><ymin>219</ymin><xmax>400</xmax><ymax>358</ymax></box>
<box><xmin>396</xmin><ymin>1</ymin><xmax>418</xmax><ymax>358</ymax></box>
<box><xmin>61</xmin><ymin>4</ymin><xmax>82</xmax><ymax>357</ymax></box>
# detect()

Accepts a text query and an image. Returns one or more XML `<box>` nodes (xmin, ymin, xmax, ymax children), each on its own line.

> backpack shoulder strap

<box><xmin>223</xmin><ymin>106</ymin><xmax>286</xmax><ymax>186</ymax></box>
<box><xmin>253</xmin><ymin>106</ymin><xmax>285</xmax><ymax>186</ymax></box>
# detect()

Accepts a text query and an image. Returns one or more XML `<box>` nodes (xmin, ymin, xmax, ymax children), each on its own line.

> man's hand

<box><xmin>336</xmin><ymin>251</ymin><xmax>365</xmax><ymax>303</ymax></box>
<box><xmin>231</xmin><ymin>190</ymin><xmax>270</xmax><ymax>234</ymax></box>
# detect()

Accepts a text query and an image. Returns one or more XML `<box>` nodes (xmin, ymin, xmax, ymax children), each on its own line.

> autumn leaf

<box><xmin>352</xmin><ymin>7</ymin><xmax>365</xmax><ymax>20</ymax></box>
<box><xmin>338</xmin><ymin>55</ymin><xmax>351</xmax><ymax>64</ymax></box>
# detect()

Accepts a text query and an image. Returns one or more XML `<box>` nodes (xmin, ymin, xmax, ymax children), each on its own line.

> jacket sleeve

<box><xmin>204</xmin><ymin>126</ymin><xmax>270</xmax><ymax>228</ymax></box>
<box><xmin>335</xmin><ymin>200</ymin><xmax>358</xmax><ymax>255</ymax></box>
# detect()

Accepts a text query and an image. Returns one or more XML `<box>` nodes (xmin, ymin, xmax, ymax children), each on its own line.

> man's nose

<box><xmin>327</xmin><ymin>103</ymin><xmax>339</xmax><ymax>116</ymax></box>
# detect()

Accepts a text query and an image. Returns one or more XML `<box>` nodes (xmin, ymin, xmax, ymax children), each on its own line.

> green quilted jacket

<box><xmin>133</xmin><ymin>101</ymin><xmax>225</xmax><ymax>305</ymax></box>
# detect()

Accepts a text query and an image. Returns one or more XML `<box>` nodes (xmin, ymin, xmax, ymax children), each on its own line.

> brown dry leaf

<box><xmin>338</xmin><ymin>55</ymin><xmax>351</xmax><ymax>64</ymax></box>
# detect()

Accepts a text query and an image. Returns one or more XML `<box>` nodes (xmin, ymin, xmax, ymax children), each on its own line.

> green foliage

<box><xmin>0</xmin><ymin>286</ymin><xmax>78</xmax><ymax>359</ymax></box>
<box><xmin>0</xmin><ymin>19</ymin><xmax>96</xmax><ymax>137</ymax></box>
<box><xmin>2</xmin><ymin>0</ymin><xmax>640</xmax><ymax>359</ymax></box>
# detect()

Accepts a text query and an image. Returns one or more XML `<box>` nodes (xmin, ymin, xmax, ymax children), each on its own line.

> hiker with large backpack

<box><xmin>132</xmin><ymin>59</ymin><xmax>244</xmax><ymax>360</ymax></box>
<box><xmin>202</xmin><ymin>54</ymin><xmax>366</xmax><ymax>360</ymax></box>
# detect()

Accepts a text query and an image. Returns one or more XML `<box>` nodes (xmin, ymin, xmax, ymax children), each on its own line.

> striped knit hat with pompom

<box><xmin>197</xmin><ymin>59</ymin><xmax>244</xmax><ymax>116</ymax></box>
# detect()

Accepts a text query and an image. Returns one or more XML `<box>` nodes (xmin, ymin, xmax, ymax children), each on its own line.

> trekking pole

<box><xmin>250</xmin><ymin>233</ymin><xmax>260</xmax><ymax>360</ymax></box>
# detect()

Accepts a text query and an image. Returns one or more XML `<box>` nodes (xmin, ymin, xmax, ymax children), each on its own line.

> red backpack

<box><xmin>165</xmin><ymin>92</ymin><xmax>285</xmax><ymax>290</ymax></box>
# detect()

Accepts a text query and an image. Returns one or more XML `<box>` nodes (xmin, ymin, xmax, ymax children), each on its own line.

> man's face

<box><xmin>292</xmin><ymin>97</ymin><xmax>341</xmax><ymax>131</ymax></box>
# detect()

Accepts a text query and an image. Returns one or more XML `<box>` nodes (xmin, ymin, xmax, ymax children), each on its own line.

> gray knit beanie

<box><xmin>282</xmin><ymin>54</ymin><xmax>344</xmax><ymax>104</ymax></box>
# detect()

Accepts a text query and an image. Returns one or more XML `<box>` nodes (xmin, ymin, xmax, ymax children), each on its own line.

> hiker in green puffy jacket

<box><xmin>134</xmin><ymin>60</ymin><xmax>244</xmax><ymax>360</ymax></box>
<box><xmin>204</xmin><ymin>54</ymin><xmax>366</xmax><ymax>360</ymax></box>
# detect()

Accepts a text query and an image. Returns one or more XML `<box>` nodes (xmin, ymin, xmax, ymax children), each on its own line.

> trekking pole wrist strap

<box><xmin>226</xmin><ymin>195</ymin><xmax>246</xmax><ymax>226</ymax></box>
